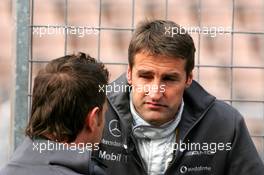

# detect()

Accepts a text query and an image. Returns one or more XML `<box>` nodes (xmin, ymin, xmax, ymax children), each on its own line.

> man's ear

<box><xmin>186</xmin><ymin>71</ymin><xmax>193</xmax><ymax>88</ymax></box>
<box><xmin>85</xmin><ymin>107</ymin><xmax>100</xmax><ymax>132</ymax></box>
<box><xmin>127</xmin><ymin>66</ymin><xmax>132</xmax><ymax>85</ymax></box>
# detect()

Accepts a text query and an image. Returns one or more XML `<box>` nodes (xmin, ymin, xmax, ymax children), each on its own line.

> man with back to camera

<box><xmin>94</xmin><ymin>20</ymin><xmax>264</xmax><ymax>175</ymax></box>
<box><xmin>0</xmin><ymin>53</ymin><xmax>109</xmax><ymax>175</ymax></box>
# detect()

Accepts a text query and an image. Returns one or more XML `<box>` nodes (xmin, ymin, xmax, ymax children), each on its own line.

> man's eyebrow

<box><xmin>163</xmin><ymin>72</ymin><xmax>181</xmax><ymax>77</ymax></box>
<box><xmin>136</xmin><ymin>70</ymin><xmax>182</xmax><ymax>79</ymax></box>
<box><xmin>137</xmin><ymin>70</ymin><xmax>154</xmax><ymax>75</ymax></box>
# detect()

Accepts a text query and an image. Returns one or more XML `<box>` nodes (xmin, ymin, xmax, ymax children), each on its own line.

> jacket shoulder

<box><xmin>202</xmin><ymin>100</ymin><xmax>245</xmax><ymax>135</ymax></box>
<box><xmin>210</xmin><ymin>100</ymin><xmax>243</xmax><ymax>121</ymax></box>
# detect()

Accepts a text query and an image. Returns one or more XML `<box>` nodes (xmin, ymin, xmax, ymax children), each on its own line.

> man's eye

<box><xmin>163</xmin><ymin>77</ymin><xmax>177</xmax><ymax>81</ymax></box>
<box><xmin>139</xmin><ymin>75</ymin><xmax>152</xmax><ymax>79</ymax></box>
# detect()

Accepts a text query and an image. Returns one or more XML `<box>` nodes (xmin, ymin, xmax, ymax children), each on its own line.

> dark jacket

<box><xmin>0</xmin><ymin>137</ymin><xmax>107</xmax><ymax>175</ymax></box>
<box><xmin>94</xmin><ymin>74</ymin><xmax>264</xmax><ymax>175</ymax></box>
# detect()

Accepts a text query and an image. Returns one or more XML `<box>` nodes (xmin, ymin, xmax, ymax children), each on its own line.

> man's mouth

<box><xmin>144</xmin><ymin>102</ymin><xmax>168</xmax><ymax>109</ymax></box>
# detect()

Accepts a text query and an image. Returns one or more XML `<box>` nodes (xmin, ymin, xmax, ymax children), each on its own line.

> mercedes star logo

<box><xmin>109</xmin><ymin>119</ymin><xmax>121</xmax><ymax>138</ymax></box>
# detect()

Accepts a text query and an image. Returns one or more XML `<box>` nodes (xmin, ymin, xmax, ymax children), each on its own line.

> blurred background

<box><xmin>0</xmin><ymin>0</ymin><xmax>264</xmax><ymax>166</ymax></box>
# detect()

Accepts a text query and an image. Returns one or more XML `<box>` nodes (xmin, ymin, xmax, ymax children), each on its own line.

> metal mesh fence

<box><xmin>11</xmin><ymin>0</ymin><xmax>264</xmax><ymax>161</ymax></box>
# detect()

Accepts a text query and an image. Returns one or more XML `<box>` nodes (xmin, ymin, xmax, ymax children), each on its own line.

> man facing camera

<box><xmin>0</xmin><ymin>53</ymin><xmax>109</xmax><ymax>175</ymax></box>
<box><xmin>94</xmin><ymin>20</ymin><xmax>264</xmax><ymax>175</ymax></box>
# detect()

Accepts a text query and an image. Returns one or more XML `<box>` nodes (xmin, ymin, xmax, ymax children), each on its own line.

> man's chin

<box><xmin>141</xmin><ymin>114</ymin><xmax>170</xmax><ymax>126</ymax></box>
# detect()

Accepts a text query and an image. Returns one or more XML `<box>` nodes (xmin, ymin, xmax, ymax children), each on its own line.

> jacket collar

<box><xmin>177</xmin><ymin>81</ymin><xmax>216</xmax><ymax>141</ymax></box>
<box><xmin>107</xmin><ymin>74</ymin><xmax>133</xmax><ymax>140</ymax></box>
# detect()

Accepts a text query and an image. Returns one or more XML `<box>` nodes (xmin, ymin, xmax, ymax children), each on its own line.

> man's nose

<box><xmin>146</xmin><ymin>83</ymin><xmax>164</xmax><ymax>101</ymax></box>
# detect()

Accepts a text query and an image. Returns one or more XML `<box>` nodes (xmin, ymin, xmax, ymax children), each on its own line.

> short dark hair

<box><xmin>25</xmin><ymin>52</ymin><xmax>109</xmax><ymax>142</ymax></box>
<box><xmin>128</xmin><ymin>20</ymin><xmax>196</xmax><ymax>75</ymax></box>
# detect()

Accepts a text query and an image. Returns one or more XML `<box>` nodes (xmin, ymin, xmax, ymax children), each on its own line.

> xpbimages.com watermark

<box><xmin>164</xmin><ymin>141</ymin><xmax>232</xmax><ymax>154</ymax></box>
<box><xmin>32</xmin><ymin>140</ymin><xmax>100</xmax><ymax>154</ymax></box>
<box><xmin>99</xmin><ymin>82</ymin><xmax>166</xmax><ymax>95</ymax></box>
<box><xmin>165</xmin><ymin>25</ymin><xmax>232</xmax><ymax>37</ymax></box>
<box><xmin>33</xmin><ymin>25</ymin><xmax>99</xmax><ymax>37</ymax></box>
